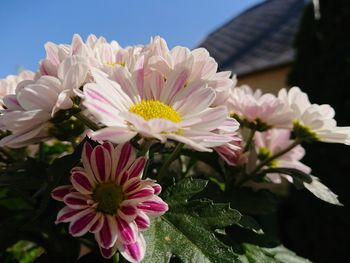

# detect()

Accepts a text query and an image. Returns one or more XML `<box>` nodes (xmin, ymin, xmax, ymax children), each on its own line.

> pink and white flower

<box><xmin>83</xmin><ymin>68</ymin><xmax>236</xmax><ymax>152</ymax></box>
<box><xmin>51</xmin><ymin>142</ymin><xmax>168</xmax><ymax>262</ymax></box>
<box><xmin>278</xmin><ymin>87</ymin><xmax>350</xmax><ymax>144</ymax></box>
<box><xmin>146</xmin><ymin>36</ymin><xmax>234</xmax><ymax>106</ymax></box>
<box><xmin>0</xmin><ymin>62</ymin><xmax>88</xmax><ymax>147</ymax></box>
<box><xmin>226</xmin><ymin>85</ymin><xmax>293</xmax><ymax>130</ymax></box>
<box><xmin>0</xmin><ymin>70</ymin><xmax>35</xmax><ymax>109</ymax></box>
<box><xmin>254</xmin><ymin>128</ymin><xmax>311</xmax><ymax>183</ymax></box>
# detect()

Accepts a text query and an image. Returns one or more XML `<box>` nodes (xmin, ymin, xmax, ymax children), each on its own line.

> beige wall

<box><xmin>237</xmin><ymin>65</ymin><xmax>291</xmax><ymax>94</ymax></box>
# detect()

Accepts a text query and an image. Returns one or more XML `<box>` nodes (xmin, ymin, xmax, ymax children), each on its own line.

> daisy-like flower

<box><xmin>0</xmin><ymin>70</ymin><xmax>35</xmax><ymax>109</ymax></box>
<box><xmin>278</xmin><ymin>87</ymin><xmax>350</xmax><ymax>144</ymax></box>
<box><xmin>0</xmin><ymin>61</ymin><xmax>88</xmax><ymax>147</ymax></box>
<box><xmin>254</xmin><ymin>128</ymin><xmax>311</xmax><ymax>183</ymax></box>
<box><xmin>146</xmin><ymin>36</ymin><xmax>234</xmax><ymax>106</ymax></box>
<box><xmin>226</xmin><ymin>85</ymin><xmax>293</xmax><ymax>131</ymax></box>
<box><xmin>51</xmin><ymin>142</ymin><xmax>168</xmax><ymax>262</ymax></box>
<box><xmin>40</xmin><ymin>34</ymin><xmax>98</xmax><ymax>77</ymax></box>
<box><xmin>83</xmin><ymin>68</ymin><xmax>235</xmax><ymax>152</ymax></box>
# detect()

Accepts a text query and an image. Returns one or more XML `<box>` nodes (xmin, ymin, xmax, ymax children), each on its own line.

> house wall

<box><xmin>236</xmin><ymin>65</ymin><xmax>291</xmax><ymax>94</ymax></box>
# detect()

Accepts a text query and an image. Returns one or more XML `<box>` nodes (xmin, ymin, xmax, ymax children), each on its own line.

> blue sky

<box><xmin>0</xmin><ymin>0</ymin><xmax>262</xmax><ymax>78</ymax></box>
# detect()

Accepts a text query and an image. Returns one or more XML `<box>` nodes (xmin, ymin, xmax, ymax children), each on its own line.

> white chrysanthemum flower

<box><xmin>255</xmin><ymin>129</ymin><xmax>311</xmax><ymax>183</ymax></box>
<box><xmin>278</xmin><ymin>87</ymin><xmax>350</xmax><ymax>144</ymax></box>
<box><xmin>83</xmin><ymin>68</ymin><xmax>236</xmax><ymax>152</ymax></box>
<box><xmin>0</xmin><ymin>61</ymin><xmax>88</xmax><ymax>147</ymax></box>
<box><xmin>0</xmin><ymin>70</ymin><xmax>35</xmax><ymax>109</ymax></box>
<box><xmin>226</xmin><ymin>85</ymin><xmax>293</xmax><ymax>130</ymax></box>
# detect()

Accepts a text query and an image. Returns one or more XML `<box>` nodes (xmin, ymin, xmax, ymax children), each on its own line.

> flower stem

<box><xmin>243</xmin><ymin>128</ymin><xmax>256</xmax><ymax>152</ymax></box>
<box><xmin>157</xmin><ymin>143</ymin><xmax>184</xmax><ymax>181</ymax></box>
<box><xmin>74</xmin><ymin>112</ymin><xmax>99</xmax><ymax>131</ymax></box>
<box><xmin>139</xmin><ymin>140</ymin><xmax>153</xmax><ymax>157</ymax></box>
<box><xmin>237</xmin><ymin>139</ymin><xmax>301</xmax><ymax>186</ymax></box>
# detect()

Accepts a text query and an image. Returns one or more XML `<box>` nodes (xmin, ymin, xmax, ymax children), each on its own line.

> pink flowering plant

<box><xmin>0</xmin><ymin>35</ymin><xmax>347</xmax><ymax>263</ymax></box>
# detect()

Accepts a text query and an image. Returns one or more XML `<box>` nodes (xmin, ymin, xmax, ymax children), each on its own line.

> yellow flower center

<box><xmin>105</xmin><ymin>61</ymin><xmax>125</xmax><ymax>67</ymax></box>
<box><xmin>92</xmin><ymin>183</ymin><xmax>123</xmax><ymax>215</ymax></box>
<box><xmin>129</xmin><ymin>100</ymin><xmax>181</xmax><ymax>123</ymax></box>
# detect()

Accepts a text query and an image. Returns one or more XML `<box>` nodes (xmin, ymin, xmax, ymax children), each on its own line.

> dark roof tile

<box><xmin>198</xmin><ymin>0</ymin><xmax>306</xmax><ymax>75</ymax></box>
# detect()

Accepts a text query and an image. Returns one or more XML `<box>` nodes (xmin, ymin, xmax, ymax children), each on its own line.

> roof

<box><xmin>198</xmin><ymin>0</ymin><xmax>306</xmax><ymax>76</ymax></box>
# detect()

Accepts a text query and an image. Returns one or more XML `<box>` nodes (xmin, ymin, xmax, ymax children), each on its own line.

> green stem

<box><xmin>139</xmin><ymin>140</ymin><xmax>153</xmax><ymax>157</ymax></box>
<box><xmin>157</xmin><ymin>143</ymin><xmax>184</xmax><ymax>181</ymax></box>
<box><xmin>237</xmin><ymin>139</ymin><xmax>301</xmax><ymax>186</ymax></box>
<box><xmin>74</xmin><ymin>112</ymin><xmax>99</xmax><ymax>131</ymax></box>
<box><xmin>243</xmin><ymin>128</ymin><xmax>256</xmax><ymax>152</ymax></box>
<box><xmin>112</xmin><ymin>252</ymin><xmax>120</xmax><ymax>263</ymax></box>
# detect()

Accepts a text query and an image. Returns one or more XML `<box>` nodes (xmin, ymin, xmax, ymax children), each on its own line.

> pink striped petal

<box><xmin>63</xmin><ymin>192</ymin><xmax>90</xmax><ymax>209</ymax></box>
<box><xmin>55</xmin><ymin>206</ymin><xmax>82</xmax><ymax>224</ymax></box>
<box><xmin>118</xmin><ymin>203</ymin><xmax>138</xmax><ymax>222</ymax></box>
<box><xmin>116</xmin><ymin>218</ymin><xmax>138</xmax><ymax>244</ymax></box>
<box><xmin>51</xmin><ymin>185</ymin><xmax>73</xmax><ymax>201</ymax></box>
<box><xmin>126</xmin><ymin>187</ymin><xmax>154</xmax><ymax>201</ymax></box>
<box><xmin>82</xmin><ymin>142</ymin><xmax>94</xmax><ymax>177</ymax></box>
<box><xmin>71</xmin><ymin>170</ymin><xmax>94</xmax><ymax>194</ymax></box>
<box><xmin>152</xmin><ymin>183</ymin><xmax>162</xmax><ymax>195</ymax></box>
<box><xmin>134</xmin><ymin>211</ymin><xmax>150</xmax><ymax>230</ymax></box>
<box><xmin>91</xmin><ymin>145</ymin><xmax>112</xmax><ymax>182</ymax></box>
<box><xmin>114</xmin><ymin>143</ymin><xmax>133</xmax><ymax>180</ymax></box>
<box><xmin>118</xmin><ymin>234</ymin><xmax>146</xmax><ymax>263</ymax></box>
<box><xmin>69</xmin><ymin>209</ymin><xmax>99</xmax><ymax>237</ymax></box>
<box><xmin>123</xmin><ymin>178</ymin><xmax>141</xmax><ymax>194</ymax></box>
<box><xmin>127</xmin><ymin>157</ymin><xmax>146</xmax><ymax>179</ymax></box>
<box><xmin>95</xmin><ymin>215</ymin><xmax>118</xmax><ymax>249</ymax></box>
<box><xmin>137</xmin><ymin>196</ymin><xmax>168</xmax><ymax>216</ymax></box>
<box><xmin>90</xmin><ymin>214</ymin><xmax>104</xmax><ymax>233</ymax></box>
<box><xmin>102</xmin><ymin>141</ymin><xmax>114</xmax><ymax>155</ymax></box>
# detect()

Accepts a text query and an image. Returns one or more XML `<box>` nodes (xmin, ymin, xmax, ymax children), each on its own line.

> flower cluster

<box><xmin>0</xmin><ymin>34</ymin><xmax>348</xmax><ymax>262</ymax></box>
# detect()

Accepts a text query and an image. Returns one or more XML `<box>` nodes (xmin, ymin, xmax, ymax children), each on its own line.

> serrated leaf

<box><xmin>144</xmin><ymin>178</ymin><xmax>241</xmax><ymax>263</ymax></box>
<box><xmin>303</xmin><ymin>175</ymin><xmax>342</xmax><ymax>206</ymax></box>
<box><xmin>241</xmin><ymin>244</ymin><xmax>312</xmax><ymax>263</ymax></box>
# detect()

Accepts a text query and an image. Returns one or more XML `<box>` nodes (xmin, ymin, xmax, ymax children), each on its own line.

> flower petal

<box><xmin>134</xmin><ymin>211</ymin><xmax>150</xmax><ymax>231</ymax></box>
<box><xmin>116</xmin><ymin>218</ymin><xmax>138</xmax><ymax>244</ymax></box>
<box><xmin>69</xmin><ymin>209</ymin><xmax>99</xmax><ymax>237</ymax></box>
<box><xmin>55</xmin><ymin>206</ymin><xmax>82</xmax><ymax>224</ymax></box>
<box><xmin>127</xmin><ymin>157</ymin><xmax>146</xmax><ymax>179</ymax></box>
<box><xmin>63</xmin><ymin>192</ymin><xmax>89</xmax><ymax>209</ymax></box>
<box><xmin>91</xmin><ymin>145</ymin><xmax>112</xmax><ymax>182</ymax></box>
<box><xmin>70</xmin><ymin>170</ymin><xmax>95</xmax><ymax>194</ymax></box>
<box><xmin>118</xmin><ymin>234</ymin><xmax>146</xmax><ymax>263</ymax></box>
<box><xmin>137</xmin><ymin>196</ymin><xmax>168</xmax><ymax>216</ymax></box>
<box><xmin>51</xmin><ymin>185</ymin><xmax>73</xmax><ymax>201</ymax></box>
<box><xmin>95</xmin><ymin>215</ymin><xmax>118</xmax><ymax>249</ymax></box>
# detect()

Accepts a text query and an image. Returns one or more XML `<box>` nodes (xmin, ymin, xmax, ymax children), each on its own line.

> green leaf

<box><xmin>303</xmin><ymin>175</ymin><xmax>342</xmax><ymax>206</ymax></box>
<box><xmin>144</xmin><ymin>178</ymin><xmax>241</xmax><ymax>263</ymax></box>
<box><xmin>240</xmin><ymin>244</ymin><xmax>312</xmax><ymax>263</ymax></box>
